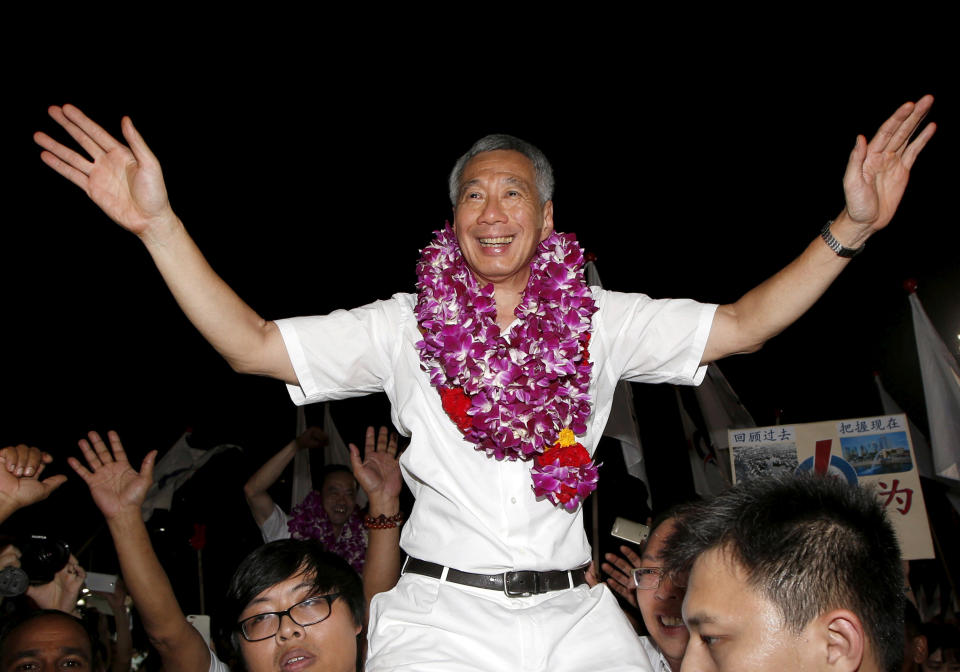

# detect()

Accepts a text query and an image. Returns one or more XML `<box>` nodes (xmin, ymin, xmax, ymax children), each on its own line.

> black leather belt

<box><xmin>403</xmin><ymin>557</ymin><xmax>587</xmax><ymax>597</ymax></box>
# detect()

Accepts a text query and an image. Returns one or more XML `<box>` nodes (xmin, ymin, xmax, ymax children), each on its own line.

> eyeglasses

<box><xmin>237</xmin><ymin>593</ymin><xmax>341</xmax><ymax>642</ymax></box>
<box><xmin>631</xmin><ymin>567</ymin><xmax>686</xmax><ymax>590</ymax></box>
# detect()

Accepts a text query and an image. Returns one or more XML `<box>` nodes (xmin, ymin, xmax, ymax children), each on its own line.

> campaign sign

<box><xmin>729</xmin><ymin>414</ymin><xmax>934</xmax><ymax>560</ymax></box>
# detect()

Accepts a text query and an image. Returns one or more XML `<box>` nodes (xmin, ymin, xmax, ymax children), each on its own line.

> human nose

<box><xmin>275</xmin><ymin>612</ymin><xmax>304</xmax><ymax>641</ymax></box>
<box><xmin>478</xmin><ymin>194</ymin><xmax>507</xmax><ymax>225</ymax></box>
<box><xmin>679</xmin><ymin>642</ymin><xmax>712</xmax><ymax>672</ymax></box>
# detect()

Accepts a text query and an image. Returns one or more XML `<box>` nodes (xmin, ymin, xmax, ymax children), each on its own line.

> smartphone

<box><xmin>611</xmin><ymin>517</ymin><xmax>650</xmax><ymax>546</ymax></box>
<box><xmin>85</xmin><ymin>572</ymin><xmax>118</xmax><ymax>594</ymax></box>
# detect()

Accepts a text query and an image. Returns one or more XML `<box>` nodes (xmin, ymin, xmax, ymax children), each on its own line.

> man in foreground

<box><xmin>664</xmin><ymin>474</ymin><xmax>903</xmax><ymax>672</ymax></box>
<box><xmin>34</xmin><ymin>97</ymin><xmax>934</xmax><ymax>670</ymax></box>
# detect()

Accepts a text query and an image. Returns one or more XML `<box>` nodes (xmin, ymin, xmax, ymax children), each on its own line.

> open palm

<box><xmin>68</xmin><ymin>431</ymin><xmax>156</xmax><ymax>521</ymax></box>
<box><xmin>350</xmin><ymin>426</ymin><xmax>401</xmax><ymax>502</ymax></box>
<box><xmin>843</xmin><ymin>95</ymin><xmax>936</xmax><ymax>230</ymax></box>
<box><xmin>34</xmin><ymin>105</ymin><xmax>174</xmax><ymax>237</ymax></box>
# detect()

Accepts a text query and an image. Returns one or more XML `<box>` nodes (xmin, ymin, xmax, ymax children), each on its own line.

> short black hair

<box><xmin>220</xmin><ymin>540</ymin><xmax>364</xmax><ymax>656</ymax></box>
<box><xmin>319</xmin><ymin>464</ymin><xmax>356</xmax><ymax>489</ymax></box>
<box><xmin>663</xmin><ymin>473</ymin><xmax>904</xmax><ymax>672</ymax></box>
<box><xmin>0</xmin><ymin>609</ymin><xmax>96</xmax><ymax>664</ymax></box>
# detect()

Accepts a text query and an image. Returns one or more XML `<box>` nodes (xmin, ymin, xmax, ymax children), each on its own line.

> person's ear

<box><xmin>819</xmin><ymin>609</ymin><xmax>866</xmax><ymax>671</ymax></box>
<box><xmin>539</xmin><ymin>200</ymin><xmax>554</xmax><ymax>240</ymax></box>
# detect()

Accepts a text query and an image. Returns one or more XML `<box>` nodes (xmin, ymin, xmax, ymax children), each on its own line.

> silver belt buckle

<box><xmin>503</xmin><ymin>570</ymin><xmax>538</xmax><ymax>597</ymax></box>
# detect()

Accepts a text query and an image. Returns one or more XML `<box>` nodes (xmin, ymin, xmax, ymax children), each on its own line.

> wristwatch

<box><xmin>820</xmin><ymin>220</ymin><xmax>865</xmax><ymax>258</ymax></box>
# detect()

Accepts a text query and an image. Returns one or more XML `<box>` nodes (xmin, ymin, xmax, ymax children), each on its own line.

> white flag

<box><xmin>323</xmin><ymin>402</ymin><xmax>367</xmax><ymax>507</ymax></box>
<box><xmin>874</xmin><ymin>373</ymin><xmax>936</xmax><ymax>478</ymax></box>
<box><xmin>291</xmin><ymin>406</ymin><xmax>313</xmax><ymax>508</ymax></box>
<box><xmin>693</xmin><ymin>364</ymin><xmax>755</xmax><ymax>487</ymax></box>
<box><xmin>586</xmin><ymin>260</ymin><xmax>651</xmax><ymax>508</ymax></box>
<box><xmin>141</xmin><ymin>433</ymin><xmax>236</xmax><ymax>520</ymax></box>
<box><xmin>909</xmin><ymin>292</ymin><xmax>960</xmax><ymax>480</ymax></box>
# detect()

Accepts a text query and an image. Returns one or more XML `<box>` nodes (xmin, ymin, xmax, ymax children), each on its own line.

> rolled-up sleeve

<box><xmin>596</xmin><ymin>290</ymin><xmax>717</xmax><ymax>386</ymax></box>
<box><xmin>274</xmin><ymin>298</ymin><xmax>401</xmax><ymax>405</ymax></box>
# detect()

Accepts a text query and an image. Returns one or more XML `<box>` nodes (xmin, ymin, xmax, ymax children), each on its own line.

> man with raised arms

<box><xmin>34</xmin><ymin>97</ymin><xmax>934</xmax><ymax>671</ymax></box>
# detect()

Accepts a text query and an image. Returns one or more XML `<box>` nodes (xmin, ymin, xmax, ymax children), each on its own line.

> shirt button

<box><xmin>511</xmin><ymin>497</ymin><xmax>517</xmax><ymax>504</ymax></box>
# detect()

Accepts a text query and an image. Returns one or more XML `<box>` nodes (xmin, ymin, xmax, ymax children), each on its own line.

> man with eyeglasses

<box><xmin>599</xmin><ymin>513</ymin><xmax>689</xmax><ymax>672</ymax></box>
<box><xmin>224</xmin><ymin>541</ymin><xmax>364</xmax><ymax>672</ymax></box>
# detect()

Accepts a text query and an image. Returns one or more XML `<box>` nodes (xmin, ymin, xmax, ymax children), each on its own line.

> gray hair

<box><xmin>448</xmin><ymin>134</ymin><xmax>555</xmax><ymax>206</ymax></box>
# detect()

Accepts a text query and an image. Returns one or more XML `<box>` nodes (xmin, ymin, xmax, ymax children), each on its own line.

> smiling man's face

<box><xmin>321</xmin><ymin>471</ymin><xmax>357</xmax><ymax>528</ymax></box>
<box><xmin>635</xmin><ymin>518</ymin><xmax>689</xmax><ymax>670</ymax></box>
<box><xmin>453</xmin><ymin>149</ymin><xmax>554</xmax><ymax>293</ymax></box>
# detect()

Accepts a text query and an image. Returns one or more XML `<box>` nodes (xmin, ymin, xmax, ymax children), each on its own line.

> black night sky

<box><xmin>3</xmin><ymin>50</ymin><xmax>956</xmax><ymax>617</ymax></box>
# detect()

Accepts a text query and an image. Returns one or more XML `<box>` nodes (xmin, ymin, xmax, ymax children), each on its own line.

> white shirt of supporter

<box><xmin>275</xmin><ymin>289</ymin><xmax>715</xmax><ymax>573</ymax></box>
<box><xmin>639</xmin><ymin>636</ymin><xmax>675</xmax><ymax>672</ymax></box>
<box><xmin>259</xmin><ymin>502</ymin><xmax>292</xmax><ymax>543</ymax></box>
<box><xmin>208</xmin><ymin>650</ymin><xmax>229</xmax><ymax>672</ymax></box>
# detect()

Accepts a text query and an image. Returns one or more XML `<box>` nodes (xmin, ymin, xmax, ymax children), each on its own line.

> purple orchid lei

<box><xmin>415</xmin><ymin>224</ymin><xmax>600</xmax><ymax>510</ymax></box>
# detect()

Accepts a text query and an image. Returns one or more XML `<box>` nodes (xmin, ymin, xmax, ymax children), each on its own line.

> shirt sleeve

<box><xmin>259</xmin><ymin>503</ymin><xmax>292</xmax><ymax>543</ymax></box>
<box><xmin>596</xmin><ymin>289</ymin><xmax>717</xmax><ymax>386</ymax></box>
<box><xmin>274</xmin><ymin>297</ymin><xmax>404</xmax><ymax>405</ymax></box>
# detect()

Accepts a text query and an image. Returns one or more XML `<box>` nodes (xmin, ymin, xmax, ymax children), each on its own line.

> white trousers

<box><xmin>366</xmin><ymin>572</ymin><xmax>652</xmax><ymax>671</ymax></box>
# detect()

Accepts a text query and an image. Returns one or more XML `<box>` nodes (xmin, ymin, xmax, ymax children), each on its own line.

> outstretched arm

<box><xmin>243</xmin><ymin>427</ymin><xmax>327</xmax><ymax>526</ymax></box>
<box><xmin>702</xmin><ymin>95</ymin><xmax>936</xmax><ymax>363</ymax></box>
<box><xmin>350</xmin><ymin>426</ymin><xmax>402</xmax><ymax>617</ymax></box>
<box><xmin>34</xmin><ymin>105</ymin><xmax>296</xmax><ymax>382</ymax></box>
<box><xmin>68</xmin><ymin>430</ymin><xmax>211</xmax><ymax>672</ymax></box>
<box><xmin>0</xmin><ymin>445</ymin><xmax>66</xmax><ymax>523</ymax></box>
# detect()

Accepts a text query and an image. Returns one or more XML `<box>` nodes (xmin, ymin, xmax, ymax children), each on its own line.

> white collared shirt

<box><xmin>276</xmin><ymin>288</ymin><xmax>715</xmax><ymax>573</ymax></box>
<box><xmin>639</xmin><ymin>635</ymin><xmax>675</xmax><ymax>672</ymax></box>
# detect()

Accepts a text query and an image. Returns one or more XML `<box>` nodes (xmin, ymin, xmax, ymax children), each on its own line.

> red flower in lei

<box><xmin>415</xmin><ymin>224</ymin><xmax>600</xmax><ymax>510</ymax></box>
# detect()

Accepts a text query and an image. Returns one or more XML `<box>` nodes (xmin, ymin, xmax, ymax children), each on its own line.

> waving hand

<box><xmin>843</xmin><ymin>95</ymin><xmax>936</xmax><ymax>235</ymax></box>
<box><xmin>34</xmin><ymin>105</ymin><xmax>176</xmax><ymax>239</ymax></box>
<box><xmin>68</xmin><ymin>431</ymin><xmax>156</xmax><ymax>521</ymax></box>
<box><xmin>350</xmin><ymin>426</ymin><xmax>401</xmax><ymax>506</ymax></box>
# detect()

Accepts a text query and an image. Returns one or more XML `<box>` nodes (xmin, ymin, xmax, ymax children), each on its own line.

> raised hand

<box><xmin>349</xmin><ymin>426</ymin><xmax>401</xmax><ymax>506</ymax></box>
<box><xmin>602</xmin><ymin>544</ymin><xmax>643</xmax><ymax>608</ymax></box>
<box><xmin>0</xmin><ymin>445</ymin><xmax>66</xmax><ymax>519</ymax></box>
<box><xmin>295</xmin><ymin>426</ymin><xmax>328</xmax><ymax>452</ymax></box>
<box><xmin>68</xmin><ymin>431</ymin><xmax>156</xmax><ymax>521</ymax></box>
<box><xmin>842</xmin><ymin>95</ymin><xmax>936</xmax><ymax>235</ymax></box>
<box><xmin>34</xmin><ymin>105</ymin><xmax>176</xmax><ymax>239</ymax></box>
<box><xmin>27</xmin><ymin>554</ymin><xmax>85</xmax><ymax>614</ymax></box>
<box><xmin>0</xmin><ymin>444</ymin><xmax>52</xmax><ymax>477</ymax></box>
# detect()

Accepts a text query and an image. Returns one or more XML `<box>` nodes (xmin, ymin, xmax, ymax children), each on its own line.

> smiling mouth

<box><xmin>659</xmin><ymin>615</ymin><xmax>685</xmax><ymax>628</ymax></box>
<box><xmin>479</xmin><ymin>236</ymin><xmax>514</xmax><ymax>247</ymax></box>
